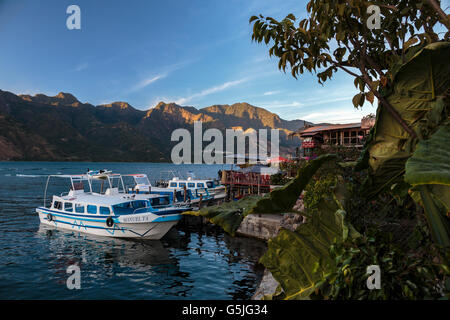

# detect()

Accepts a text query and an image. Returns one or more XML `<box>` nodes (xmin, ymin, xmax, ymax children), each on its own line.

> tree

<box><xmin>250</xmin><ymin>0</ymin><xmax>448</xmax><ymax>138</ymax></box>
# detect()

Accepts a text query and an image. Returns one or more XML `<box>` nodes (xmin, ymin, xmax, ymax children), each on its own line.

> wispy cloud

<box><xmin>298</xmin><ymin>107</ymin><xmax>374</xmax><ymax>124</ymax></box>
<box><xmin>263</xmin><ymin>90</ymin><xmax>281</xmax><ymax>96</ymax></box>
<box><xmin>129</xmin><ymin>73</ymin><xmax>167</xmax><ymax>93</ymax></box>
<box><xmin>175</xmin><ymin>77</ymin><xmax>250</xmax><ymax>105</ymax></box>
<box><xmin>127</xmin><ymin>59</ymin><xmax>197</xmax><ymax>94</ymax></box>
<box><xmin>74</xmin><ymin>62</ymin><xmax>88</xmax><ymax>72</ymax></box>
<box><xmin>300</xmin><ymin>95</ymin><xmax>354</xmax><ymax>107</ymax></box>
<box><xmin>260</xmin><ymin>101</ymin><xmax>303</xmax><ymax>108</ymax></box>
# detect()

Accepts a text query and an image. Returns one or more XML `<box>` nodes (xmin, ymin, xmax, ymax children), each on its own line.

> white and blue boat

<box><xmin>165</xmin><ymin>177</ymin><xmax>226</xmax><ymax>200</ymax></box>
<box><xmin>35</xmin><ymin>174</ymin><xmax>189</xmax><ymax>239</ymax></box>
<box><xmin>156</xmin><ymin>171</ymin><xmax>226</xmax><ymax>200</ymax></box>
<box><xmin>123</xmin><ymin>173</ymin><xmax>214</xmax><ymax>206</ymax></box>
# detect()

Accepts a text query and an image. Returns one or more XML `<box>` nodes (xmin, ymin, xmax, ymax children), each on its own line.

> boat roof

<box><xmin>170</xmin><ymin>177</ymin><xmax>213</xmax><ymax>182</ymax></box>
<box><xmin>47</xmin><ymin>173</ymin><xmax>123</xmax><ymax>179</ymax></box>
<box><xmin>57</xmin><ymin>192</ymin><xmax>164</xmax><ymax>206</ymax></box>
<box><xmin>123</xmin><ymin>174</ymin><xmax>148</xmax><ymax>178</ymax></box>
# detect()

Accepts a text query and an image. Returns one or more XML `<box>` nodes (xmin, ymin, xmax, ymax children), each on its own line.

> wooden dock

<box><xmin>221</xmin><ymin>170</ymin><xmax>277</xmax><ymax>199</ymax></box>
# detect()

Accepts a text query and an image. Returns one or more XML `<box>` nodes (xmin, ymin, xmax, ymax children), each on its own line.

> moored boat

<box><xmin>35</xmin><ymin>174</ymin><xmax>189</xmax><ymax>239</ymax></box>
<box><xmin>123</xmin><ymin>173</ymin><xmax>214</xmax><ymax>206</ymax></box>
<box><xmin>165</xmin><ymin>177</ymin><xmax>226</xmax><ymax>200</ymax></box>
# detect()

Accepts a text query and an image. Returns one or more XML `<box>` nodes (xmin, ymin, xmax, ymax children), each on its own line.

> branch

<box><xmin>349</xmin><ymin>37</ymin><xmax>384</xmax><ymax>78</ymax></box>
<box><xmin>331</xmin><ymin>60</ymin><xmax>362</xmax><ymax>79</ymax></box>
<box><xmin>425</xmin><ymin>0</ymin><xmax>450</xmax><ymax>31</ymax></box>
<box><xmin>361</xmin><ymin>72</ymin><xmax>418</xmax><ymax>139</ymax></box>
<box><xmin>383</xmin><ymin>31</ymin><xmax>399</xmax><ymax>57</ymax></box>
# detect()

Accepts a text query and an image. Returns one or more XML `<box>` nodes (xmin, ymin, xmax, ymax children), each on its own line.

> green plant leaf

<box><xmin>405</xmin><ymin>123</ymin><xmax>450</xmax><ymax>188</ymax></box>
<box><xmin>260</xmin><ymin>207</ymin><xmax>360</xmax><ymax>300</ymax></box>
<box><xmin>405</xmin><ymin>123</ymin><xmax>450</xmax><ymax>248</ymax></box>
<box><xmin>358</xmin><ymin>42</ymin><xmax>450</xmax><ymax>198</ymax></box>
<box><xmin>183</xmin><ymin>195</ymin><xmax>262</xmax><ymax>236</ymax></box>
<box><xmin>249</xmin><ymin>154</ymin><xmax>338</xmax><ymax>214</ymax></box>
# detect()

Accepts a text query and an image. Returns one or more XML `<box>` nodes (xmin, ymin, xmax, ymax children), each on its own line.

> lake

<box><xmin>0</xmin><ymin>162</ymin><xmax>266</xmax><ymax>299</ymax></box>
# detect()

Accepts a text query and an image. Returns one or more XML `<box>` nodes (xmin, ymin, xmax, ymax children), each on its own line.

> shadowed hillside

<box><xmin>0</xmin><ymin>90</ymin><xmax>310</xmax><ymax>162</ymax></box>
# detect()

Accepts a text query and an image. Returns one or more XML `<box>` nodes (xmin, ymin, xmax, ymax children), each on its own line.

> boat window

<box><xmin>206</xmin><ymin>181</ymin><xmax>213</xmax><ymax>188</ymax></box>
<box><xmin>188</xmin><ymin>183</ymin><xmax>195</xmax><ymax>188</ymax></box>
<box><xmin>112</xmin><ymin>202</ymin><xmax>133</xmax><ymax>215</ymax></box>
<box><xmin>64</xmin><ymin>202</ymin><xmax>73</xmax><ymax>212</ymax></box>
<box><xmin>175</xmin><ymin>191</ymin><xmax>184</xmax><ymax>202</ymax></box>
<box><xmin>179</xmin><ymin>182</ymin><xmax>186</xmax><ymax>188</ymax></box>
<box><xmin>197</xmin><ymin>183</ymin><xmax>205</xmax><ymax>188</ymax></box>
<box><xmin>150</xmin><ymin>196</ymin><xmax>170</xmax><ymax>207</ymax></box>
<box><xmin>99</xmin><ymin>206</ymin><xmax>111</xmax><ymax>215</ymax></box>
<box><xmin>87</xmin><ymin>205</ymin><xmax>97</xmax><ymax>214</ymax></box>
<box><xmin>75</xmin><ymin>204</ymin><xmax>85</xmax><ymax>213</ymax></box>
<box><xmin>169</xmin><ymin>182</ymin><xmax>178</xmax><ymax>187</ymax></box>
<box><xmin>131</xmin><ymin>200</ymin><xmax>148</xmax><ymax>209</ymax></box>
<box><xmin>135</xmin><ymin>177</ymin><xmax>149</xmax><ymax>185</ymax></box>
<box><xmin>53</xmin><ymin>201</ymin><xmax>62</xmax><ymax>210</ymax></box>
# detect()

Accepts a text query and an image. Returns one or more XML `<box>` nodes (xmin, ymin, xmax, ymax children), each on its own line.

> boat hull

<box><xmin>36</xmin><ymin>208</ymin><xmax>180</xmax><ymax>240</ymax></box>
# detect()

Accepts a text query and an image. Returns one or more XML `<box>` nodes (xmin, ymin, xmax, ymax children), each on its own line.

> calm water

<box><xmin>0</xmin><ymin>162</ymin><xmax>266</xmax><ymax>299</ymax></box>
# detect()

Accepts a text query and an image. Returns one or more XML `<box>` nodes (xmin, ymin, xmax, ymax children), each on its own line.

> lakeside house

<box><xmin>292</xmin><ymin>115</ymin><xmax>376</xmax><ymax>159</ymax></box>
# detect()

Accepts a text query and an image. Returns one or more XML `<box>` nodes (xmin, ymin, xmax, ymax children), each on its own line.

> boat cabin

<box><xmin>168</xmin><ymin>179</ymin><xmax>215</xmax><ymax>189</ymax></box>
<box><xmin>44</xmin><ymin>173</ymin><xmax>174</xmax><ymax>216</ymax></box>
<box><xmin>122</xmin><ymin>173</ymin><xmax>211</xmax><ymax>202</ymax></box>
<box><xmin>50</xmin><ymin>192</ymin><xmax>172</xmax><ymax>216</ymax></box>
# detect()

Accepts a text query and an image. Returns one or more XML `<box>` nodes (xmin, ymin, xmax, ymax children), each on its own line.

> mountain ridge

<box><xmin>0</xmin><ymin>89</ymin><xmax>310</xmax><ymax>161</ymax></box>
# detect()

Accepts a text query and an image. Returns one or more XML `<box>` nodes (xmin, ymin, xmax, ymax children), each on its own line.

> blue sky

<box><xmin>0</xmin><ymin>0</ymin><xmax>412</xmax><ymax>123</ymax></box>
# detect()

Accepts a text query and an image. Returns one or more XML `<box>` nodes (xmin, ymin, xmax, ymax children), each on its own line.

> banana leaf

<box><xmin>260</xmin><ymin>201</ymin><xmax>360</xmax><ymax>300</ymax></box>
<box><xmin>405</xmin><ymin>123</ymin><xmax>450</xmax><ymax>248</ymax></box>
<box><xmin>249</xmin><ymin>154</ymin><xmax>338</xmax><ymax>214</ymax></box>
<box><xmin>358</xmin><ymin>42</ymin><xmax>450</xmax><ymax>198</ymax></box>
<box><xmin>182</xmin><ymin>195</ymin><xmax>262</xmax><ymax>236</ymax></box>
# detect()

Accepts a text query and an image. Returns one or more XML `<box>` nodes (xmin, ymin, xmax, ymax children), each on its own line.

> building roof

<box><xmin>299</xmin><ymin>123</ymin><xmax>361</xmax><ymax>134</ymax></box>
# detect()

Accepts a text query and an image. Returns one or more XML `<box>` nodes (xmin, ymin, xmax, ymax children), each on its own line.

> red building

<box><xmin>293</xmin><ymin>115</ymin><xmax>375</xmax><ymax>158</ymax></box>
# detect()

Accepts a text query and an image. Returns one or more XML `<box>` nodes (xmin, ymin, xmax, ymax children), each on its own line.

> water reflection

<box><xmin>30</xmin><ymin>224</ymin><xmax>266</xmax><ymax>300</ymax></box>
<box><xmin>37</xmin><ymin>225</ymin><xmax>175</xmax><ymax>267</ymax></box>
<box><xmin>0</xmin><ymin>162</ymin><xmax>266</xmax><ymax>300</ymax></box>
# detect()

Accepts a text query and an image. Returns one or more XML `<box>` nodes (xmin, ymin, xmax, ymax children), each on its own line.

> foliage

<box><xmin>249</xmin><ymin>154</ymin><xmax>338</xmax><ymax>214</ymax></box>
<box><xmin>260</xmin><ymin>161</ymin><xmax>447</xmax><ymax>300</ymax></box>
<box><xmin>270</xmin><ymin>173</ymin><xmax>291</xmax><ymax>186</ymax></box>
<box><xmin>260</xmin><ymin>204</ymin><xmax>360</xmax><ymax>300</ymax></box>
<box><xmin>303</xmin><ymin>173</ymin><xmax>339</xmax><ymax>214</ymax></box>
<box><xmin>280</xmin><ymin>159</ymin><xmax>307</xmax><ymax>177</ymax></box>
<box><xmin>248</xmin><ymin>1</ymin><xmax>450</xmax><ymax>300</ymax></box>
<box><xmin>183</xmin><ymin>195</ymin><xmax>262</xmax><ymax>236</ymax></box>
<box><xmin>357</xmin><ymin>42</ymin><xmax>449</xmax><ymax>199</ymax></box>
<box><xmin>312</xmin><ymin>230</ymin><xmax>446</xmax><ymax>300</ymax></box>
<box><xmin>405</xmin><ymin>122</ymin><xmax>450</xmax><ymax>207</ymax></box>
<box><xmin>356</xmin><ymin>42</ymin><xmax>450</xmax><ymax>249</ymax></box>
<box><xmin>250</xmin><ymin>0</ymin><xmax>448</xmax><ymax>138</ymax></box>
<box><xmin>405</xmin><ymin>123</ymin><xmax>450</xmax><ymax>248</ymax></box>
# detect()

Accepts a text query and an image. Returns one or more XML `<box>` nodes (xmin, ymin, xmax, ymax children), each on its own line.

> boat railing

<box><xmin>150</xmin><ymin>204</ymin><xmax>172</xmax><ymax>209</ymax></box>
<box><xmin>60</xmin><ymin>192</ymin><xmax>69</xmax><ymax>197</ymax></box>
<box><xmin>132</xmin><ymin>207</ymin><xmax>151</xmax><ymax>215</ymax></box>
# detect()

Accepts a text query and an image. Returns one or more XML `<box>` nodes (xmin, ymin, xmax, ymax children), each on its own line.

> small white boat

<box><xmin>154</xmin><ymin>171</ymin><xmax>226</xmax><ymax>200</ymax></box>
<box><xmin>123</xmin><ymin>173</ymin><xmax>214</xmax><ymax>206</ymax></box>
<box><xmin>35</xmin><ymin>174</ymin><xmax>188</xmax><ymax>239</ymax></box>
<box><xmin>166</xmin><ymin>177</ymin><xmax>226</xmax><ymax>200</ymax></box>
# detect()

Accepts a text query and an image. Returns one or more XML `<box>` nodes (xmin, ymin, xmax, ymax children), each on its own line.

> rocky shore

<box><xmin>236</xmin><ymin>212</ymin><xmax>304</xmax><ymax>300</ymax></box>
<box><xmin>182</xmin><ymin>196</ymin><xmax>307</xmax><ymax>300</ymax></box>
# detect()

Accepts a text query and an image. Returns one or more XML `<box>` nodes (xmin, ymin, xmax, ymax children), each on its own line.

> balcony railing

<box><xmin>302</xmin><ymin>141</ymin><xmax>315</xmax><ymax>148</ymax></box>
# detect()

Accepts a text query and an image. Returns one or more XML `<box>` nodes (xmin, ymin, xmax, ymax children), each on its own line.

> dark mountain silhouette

<box><xmin>0</xmin><ymin>90</ymin><xmax>310</xmax><ymax>161</ymax></box>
